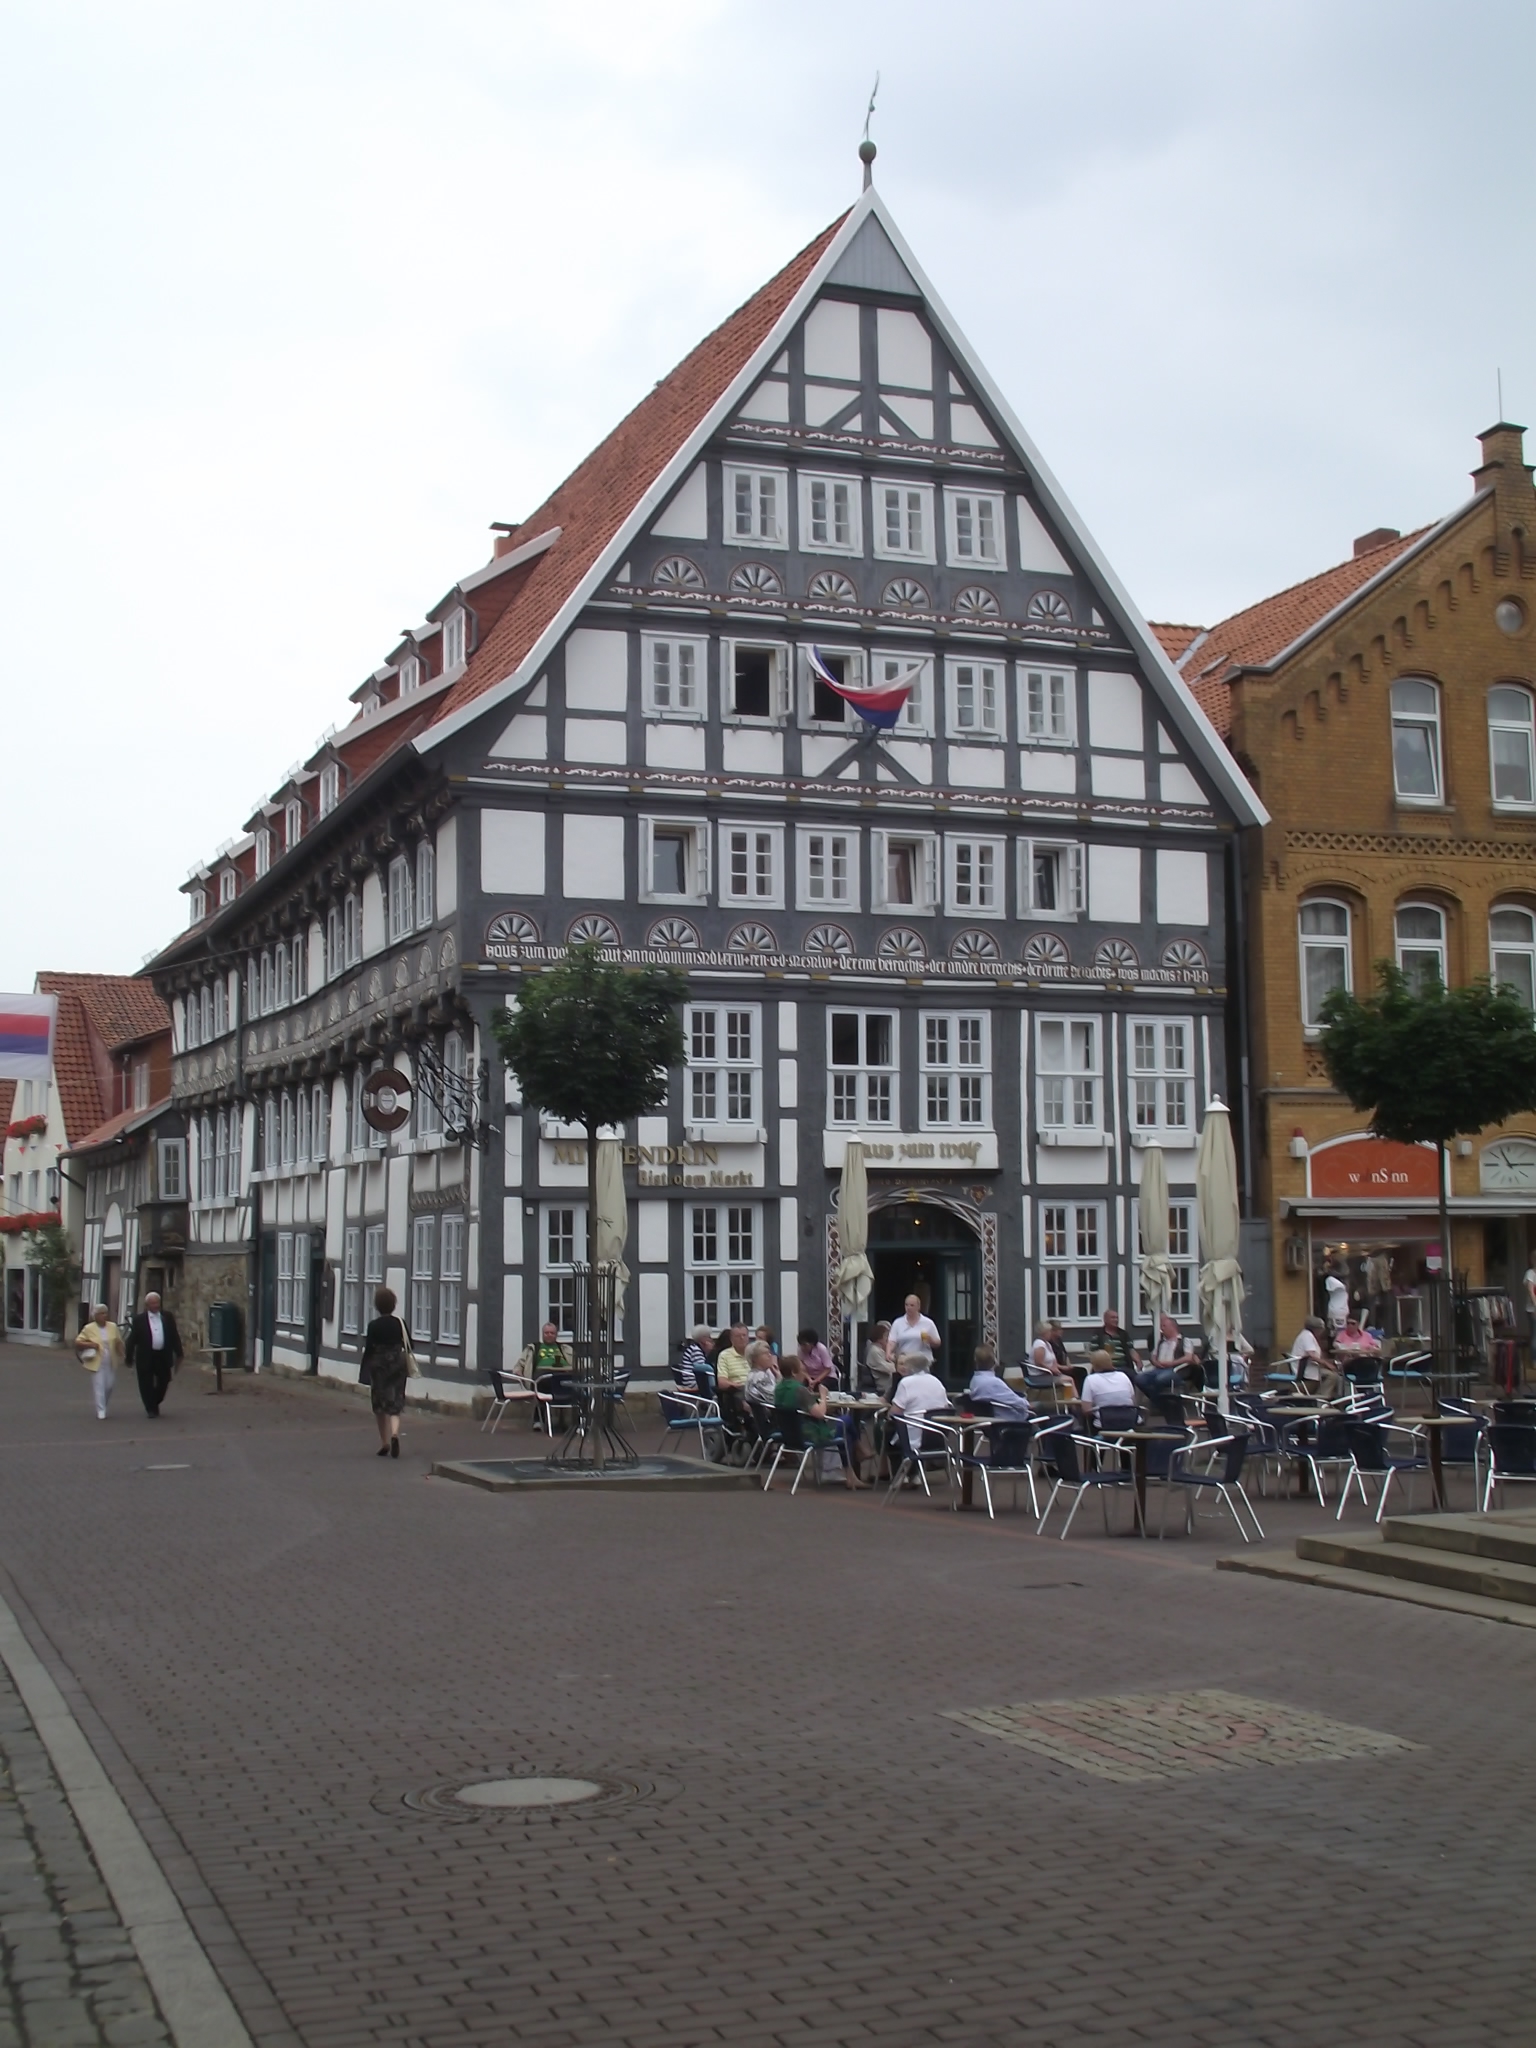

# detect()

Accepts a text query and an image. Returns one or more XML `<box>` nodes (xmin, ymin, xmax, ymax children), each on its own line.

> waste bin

<box><xmin>208</xmin><ymin>1300</ymin><xmax>242</xmax><ymax>1354</ymax></box>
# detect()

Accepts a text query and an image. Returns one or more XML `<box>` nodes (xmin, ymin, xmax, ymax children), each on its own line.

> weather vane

<box><xmin>860</xmin><ymin>73</ymin><xmax>879</xmax><ymax>189</ymax></box>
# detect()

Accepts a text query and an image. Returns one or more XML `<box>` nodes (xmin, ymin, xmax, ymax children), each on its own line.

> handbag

<box><xmin>396</xmin><ymin>1314</ymin><xmax>422</xmax><ymax>1377</ymax></box>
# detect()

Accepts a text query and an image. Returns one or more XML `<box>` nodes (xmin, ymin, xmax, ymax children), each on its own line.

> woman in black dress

<box><xmin>360</xmin><ymin>1286</ymin><xmax>410</xmax><ymax>1458</ymax></box>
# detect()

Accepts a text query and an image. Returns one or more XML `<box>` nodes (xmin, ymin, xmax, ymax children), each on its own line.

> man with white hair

<box><xmin>125</xmin><ymin>1291</ymin><xmax>185</xmax><ymax>1418</ymax></box>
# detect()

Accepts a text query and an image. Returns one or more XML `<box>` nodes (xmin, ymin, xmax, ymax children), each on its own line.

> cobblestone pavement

<box><xmin>0</xmin><ymin>1654</ymin><xmax>170</xmax><ymax>2048</ymax></box>
<box><xmin>0</xmin><ymin>1341</ymin><xmax>1532</xmax><ymax>2047</ymax></box>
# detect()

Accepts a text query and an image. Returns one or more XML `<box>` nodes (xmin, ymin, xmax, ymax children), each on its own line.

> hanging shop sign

<box><xmin>1307</xmin><ymin>1136</ymin><xmax>1439</xmax><ymax>1202</ymax></box>
<box><xmin>361</xmin><ymin>1067</ymin><xmax>413</xmax><ymax>1133</ymax></box>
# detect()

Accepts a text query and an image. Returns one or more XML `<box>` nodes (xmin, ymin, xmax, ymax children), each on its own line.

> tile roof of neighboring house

<box><xmin>0</xmin><ymin>1080</ymin><xmax>15</xmax><ymax>1132</ymax></box>
<box><xmin>66</xmin><ymin>1097</ymin><xmax>172</xmax><ymax>1158</ymax></box>
<box><xmin>35</xmin><ymin>973</ymin><xmax>170</xmax><ymax>1144</ymax></box>
<box><xmin>1148</xmin><ymin>622</ymin><xmax>1204</xmax><ymax>663</ymax></box>
<box><xmin>1176</xmin><ymin>529</ymin><xmax>1430</xmax><ymax>736</ymax></box>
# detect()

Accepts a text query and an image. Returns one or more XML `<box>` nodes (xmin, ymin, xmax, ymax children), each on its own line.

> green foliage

<box><xmin>490</xmin><ymin>945</ymin><xmax>687</xmax><ymax>1133</ymax></box>
<box><xmin>24</xmin><ymin>1223</ymin><xmax>79</xmax><ymax>1336</ymax></box>
<box><xmin>1319</xmin><ymin>963</ymin><xmax>1536</xmax><ymax>1144</ymax></box>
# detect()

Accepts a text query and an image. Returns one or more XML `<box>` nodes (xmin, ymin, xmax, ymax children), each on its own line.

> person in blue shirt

<box><xmin>966</xmin><ymin>1345</ymin><xmax>1033</xmax><ymax>1418</ymax></box>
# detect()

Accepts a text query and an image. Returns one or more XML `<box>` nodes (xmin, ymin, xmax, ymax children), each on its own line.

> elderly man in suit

<box><xmin>125</xmin><ymin>1292</ymin><xmax>184</xmax><ymax>1417</ymax></box>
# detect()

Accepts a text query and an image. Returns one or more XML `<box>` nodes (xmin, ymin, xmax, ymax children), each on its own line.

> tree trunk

<box><xmin>587</xmin><ymin>1120</ymin><xmax>603</xmax><ymax>1471</ymax></box>
<box><xmin>1436</xmin><ymin>1137</ymin><xmax>1452</xmax><ymax>1407</ymax></box>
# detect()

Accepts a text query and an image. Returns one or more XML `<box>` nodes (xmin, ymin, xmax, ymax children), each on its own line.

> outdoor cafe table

<box><xmin>1412</xmin><ymin>1413</ymin><xmax>1472</xmax><ymax>1511</ymax></box>
<box><xmin>824</xmin><ymin>1396</ymin><xmax>888</xmax><ymax>1481</ymax></box>
<box><xmin>1093</xmin><ymin>1427</ymin><xmax>1188</xmax><ymax>1535</ymax></box>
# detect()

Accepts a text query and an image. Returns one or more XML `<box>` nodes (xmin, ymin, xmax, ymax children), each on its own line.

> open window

<box><xmin>724</xmin><ymin>639</ymin><xmax>788</xmax><ymax>722</ymax></box>
<box><xmin>1019</xmin><ymin>840</ymin><xmax>1084</xmax><ymax>918</ymax></box>
<box><xmin>872</xmin><ymin>830</ymin><xmax>938</xmax><ymax>913</ymax></box>
<box><xmin>641</xmin><ymin>817</ymin><xmax>710</xmax><ymax>903</ymax></box>
<box><xmin>1489</xmin><ymin>685</ymin><xmax>1536</xmax><ymax>806</ymax></box>
<box><xmin>800</xmin><ymin>645</ymin><xmax>866</xmax><ymax>727</ymax></box>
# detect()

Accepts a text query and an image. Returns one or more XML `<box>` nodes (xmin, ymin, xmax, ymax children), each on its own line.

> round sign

<box><xmin>361</xmin><ymin>1066</ymin><xmax>412</xmax><ymax>1132</ymax></box>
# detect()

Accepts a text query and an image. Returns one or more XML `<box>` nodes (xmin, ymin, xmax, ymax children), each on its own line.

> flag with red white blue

<box><xmin>0</xmin><ymin>995</ymin><xmax>56</xmax><ymax>1082</ymax></box>
<box><xmin>808</xmin><ymin>646</ymin><xmax>916</xmax><ymax>732</ymax></box>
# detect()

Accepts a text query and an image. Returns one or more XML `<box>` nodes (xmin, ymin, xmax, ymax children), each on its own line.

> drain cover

<box><xmin>454</xmin><ymin>1777</ymin><xmax>602</xmax><ymax>1809</ymax></box>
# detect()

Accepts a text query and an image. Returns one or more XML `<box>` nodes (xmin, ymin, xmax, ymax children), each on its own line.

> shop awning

<box><xmin>1281</xmin><ymin>1196</ymin><xmax>1536</xmax><ymax>1218</ymax></box>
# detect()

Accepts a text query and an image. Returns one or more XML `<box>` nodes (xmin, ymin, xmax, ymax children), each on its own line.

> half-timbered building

<box><xmin>148</xmin><ymin>181</ymin><xmax>1265</xmax><ymax>1394</ymax></box>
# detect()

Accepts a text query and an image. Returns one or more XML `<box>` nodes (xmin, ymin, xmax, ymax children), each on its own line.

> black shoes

<box><xmin>376</xmin><ymin>1446</ymin><xmax>389</xmax><ymax>1457</ymax></box>
<box><xmin>390</xmin><ymin>1438</ymin><xmax>400</xmax><ymax>1458</ymax></box>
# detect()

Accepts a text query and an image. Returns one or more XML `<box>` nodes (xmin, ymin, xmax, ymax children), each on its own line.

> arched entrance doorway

<box><xmin>866</xmin><ymin>1197</ymin><xmax>982</xmax><ymax>1389</ymax></box>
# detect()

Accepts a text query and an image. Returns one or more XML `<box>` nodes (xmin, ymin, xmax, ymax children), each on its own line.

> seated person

<box><xmin>1029</xmin><ymin>1320</ymin><xmax>1077</xmax><ymax>1390</ymax></box>
<box><xmin>774</xmin><ymin>1354</ymin><xmax>864</xmax><ymax>1489</ymax></box>
<box><xmin>713</xmin><ymin>1323</ymin><xmax>753</xmax><ymax>1426</ymax></box>
<box><xmin>1091</xmin><ymin>1308</ymin><xmax>1137</xmax><ymax>1377</ymax></box>
<box><xmin>889</xmin><ymin>1356</ymin><xmax>952</xmax><ymax>1460</ymax></box>
<box><xmin>754</xmin><ymin>1324</ymin><xmax>779</xmax><ymax>1358</ymax></box>
<box><xmin>1290</xmin><ymin>1316</ymin><xmax>1344</xmax><ymax>1401</ymax></box>
<box><xmin>797</xmin><ymin>1327</ymin><xmax>836</xmax><ymax>1389</ymax></box>
<box><xmin>1136</xmin><ymin>1313</ymin><xmax>1201</xmax><ymax>1398</ymax></box>
<box><xmin>675</xmin><ymin>1326</ymin><xmax>715</xmax><ymax>1394</ymax></box>
<box><xmin>518</xmin><ymin>1323</ymin><xmax>575</xmax><ymax>1402</ymax></box>
<box><xmin>967</xmin><ymin>1345</ymin><xmax>1033</xmax><ymax>1419</ymax></box>
<box><xmin>1048</xmin><ymin>1320</ymin><xmax>1087</xmax><ymax>1393</ymax></box>
<box><xmin>1072</xmin><ymin>1349</ymin><xmax>1140</xmax><ymax>1427</ymax></box>
<box><xmin>862</xmin><ymin>1321</ymin><xmax>894</xmax><ymax>1398</ymax></box>
<box><xmin>1332</xmin><ymin>1316</ymin><xmax>1381</xmax><ymax>1359</ymax></box>
<box><xmin>744</xmin><ymin>1342</ymin><xmax>780</xmax><ymax>1408</ymax></box>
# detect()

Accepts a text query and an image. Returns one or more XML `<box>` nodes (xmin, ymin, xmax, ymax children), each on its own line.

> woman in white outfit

<box><xmin>74</xmin><ymin>1303</ymin><xmax>124</xmax><ymax>1420</ymax></box>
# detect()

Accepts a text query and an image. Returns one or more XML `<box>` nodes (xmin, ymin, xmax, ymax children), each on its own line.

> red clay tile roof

<box><xmin>36</xmin><ymin>973</ymin><xmax>170</xmax><ymax>1143</ymax></box>
<box><xmin>1149</xmin><ymin>622</ymin><xmax>1204</xmax><ymax>663</ymax></box>
<box><xmin>0</xmin><ymin>1081</ymin><xmax>15</xmax><ymax>1132</ymax></box>
<box><xmin>67</xmin><ymin>1097</ymin><xmax>172</xmax><ymax>1157</ymax></box>
<box><xmin>1176</xmin><ymin>528</ymin><xmax>1430</xmax><ymax>736</ymax></box>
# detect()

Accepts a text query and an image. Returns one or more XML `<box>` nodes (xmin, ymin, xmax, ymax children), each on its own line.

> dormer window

<box><xmin>318</xmin><ymin>763</ymin><xmax>340</xmax><ymax>817</ymax></box>
<box><xmin>189</xmin><ymin>888</ymin><xmax>207</xmax><ymax>925</ymax></box>
<box><xmin>398</xmin><ymin>653</ymin><xmax>421</xmax><ymax>695</ymax></box>
<box><xmin>442</xmin><ymin>609</ymin><xmax>466</xmax><ymax>671</ymax></box>
<box><xmin>254</xmin><ymin>828</ymin><xmax>272</xmax><ymax>878</ymax></box>
<box><xmin>285</xmin><ymin>799</ymin><xmax>303</xmax><ymax>850</ymax></box>
<box><xmin>218</xmin><ymin>868</ymin><xmax>237</xmax><ymax>906</ymax></box>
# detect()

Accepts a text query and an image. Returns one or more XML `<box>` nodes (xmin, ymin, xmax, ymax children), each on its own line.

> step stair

<box><xmin>1217</xmin><ymin>1508</ymin><xmax>1536</xmax><ymax>1627</ymax></box>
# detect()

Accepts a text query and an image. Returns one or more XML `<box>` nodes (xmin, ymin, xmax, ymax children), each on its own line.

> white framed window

<box><xmin>388</xmin><ymin>855</ymin><xmax>414</xmax><ymax>943</ymax></box>
<box><xmin>1395</xmin><ymin>902</ymin><xmax>1447</xmax><ymax>993</ymax></box>
<box><xmin>1390</xmin><ymin>678</ymin><xmax>1442</xmax><ymax>802</ymax></box>
<box><xmin>724</xmin><ymin>639</ymin><xmax>789</xmax><ymax>722</ymax></box>
<box><xmin>685</xmin><ymin>1203</ymin><xmax>761</xmax><ymax>1330</ymax></box>
<box><xmin>1299</xmin><ymin>899</ymin><xmax>1351</xmax><ymax>1029</ymax></box>
<box><xmin>219</xmin><ymin>1108</ymin><xmax>238</xmax><ymax>1198</ymax></box>
<box><xmin>872</xmin><ymin>651</ymin><xmax>932</xmax><ymax>735</ymax></box>
<box><xmin>213</xmin><ymin>978</ymin><xmax>228</xmax><ymax>1036</ymax></box>
<box><xmin>368</xmin><ymin>1061</ymin><xmax>387</xmax><ymax>1151</ymax></box>
<box><xmin>342</xmin><ymin>1226</ymin><xmax>362</xmax><ymax>1336</ymax></box>
<box><xmin>873</xmin><ymin>480</ymin><xmax>935</xmax><ymax>562</ymax></box>
<box><xmin>254</xmin><ymin>828</ymin><xmax>272</xmax><ymax>877</ymax></box>
<box><xmin>642</xmin><ymin>818</ymin><xmax>709</xmax><ymax>904</ymax></box>
<box><xmin>410</xmin><ymin>1216</ymin><xmax>435</xmax><ymax>1342</ymax></box>
<box><xmin>643</xmin><ymin>634</ymin><xmax>707</xmax><ymax>719</ymax></box>
<box><xmin>1019</xmin><ymin>839</ymin><xmax>1085</xmax><ymax>918</ymax></box>
<box><xmin>945</xmin><ymin>836</ymin><xmax>1005</xmax><ymax>917</ymax></box>
<box><xmin>157</xmin><ymin>1138</ymin><xmax>185</xmax><ymax>1201</ymax></box>
<box><xmin>719</xmin><ymin>823</ymin><xmax>783</xmax><ymax>907</ymax></box>
<box><xmin>343</xmin><ymin>893</ymin><xmax>361</xmax><ymax>969</ymax></box>
<box><xmin>279</xmin><ymin>1091</ymin><xmax>296</xmax><ymax>1170</ymax></box>
<box><xmin>442</xmin><ymin>1031</ymin><xmax>470</xmax><ymax>1134</ymax></box>
<box><xmin>292</xmin><ymin>1233</ymin><xmax>310</xmax><ymax>1326</ymax></box>
<box><xmin>828</xmin><ymin>1010</ymin><xmax>897</xmax><ymax>1126</ymax></box>
<box><xmin>800</xmin><ymin>644</ymin><xmax>866</xmax><ymax>727</ymax></box>
<box><xmin>921</xmin><ymin>1013</ymin><xmax>990</xmax><ymax>1128</ymax></box>
<box><xmin>297</xmin><ymin>1085</ymin><xmax>313</xmax><ymax>1163</ymax></box>
<box><xmin>1037</xmin><ymin>1017</ymin><xmax>1101</xmax><ymax>1135</ymax></box>
<box><xmin>799</xmin><ymin>472</ymin><xmax>861</xmax><ymax>555</ymax></box>
<box><xmin>1020</xmin><ymin>666</ymin><xmax>1074</xmax><ymax>745</ymax></box>
<box><xmin>414</xmin><ymin>1049</ymin><xmax>442</xmax><ymax>1140</ymax></box>
<box><xmin>540</xmin><ymin>1203</ymin><xmax>587</xmax><ymax>1337</ymax></box>
<box><xmin>442</xmin><ymin>607</ymin><xmax>467</xmax><ymax>671</ymax></box>
<box><xmin>1135</xmin><ymin>1199</ymin><xmax>1196</xmax><ymax>1320</ymax></box>
<box><xmin>199</xmin><ymin>985</ymin><xmax>214</xmax><ymax>1043</ymax></box>
<box><xmin>189</xmin><ymin>887</ymin><xmax>207</xmax><ymax>925</ymax></box>
<box><xmin>219</xmin><ymin>868</ymin><xmax>237</xmax><ymax>906</ymax></box>
<box><xmin>439</xmin><ymin>1214</ymin><xmax>464</xmax><ymax>1342</ymax></box>
<box><xmin>724</xmin><ymin>464</ymin><xmax>788</xmax><ymax>548</ymax></box>
<box><xmin>946</xmin><ymin>657</ymin><xmax>1004</xmax><ymax>738</ymax></box>
<box><xmin>364</xmin><ymin>1222</ymin><xmax>385</xmax><ymax>1289</ymax></box>
<box><xmin>398</xmin><ymin>653</ymin><xmax>421</xmax><ymax>695</ymax></box>
<box><xmin>871</xmin><ymin>830</ymin><xmax>938</xmax><ymax>914</ymax></box>
<box><xmin>1491</xmin><ymin>907</ymin><xmax>1536</xmax><ymax>1010</ymax></box>
<box><xmin>326</xmin><ymin>905</ymin><xmax>343</xmax><ymax>980</ymax></box>
<box><xmin>285</xmin><ymin>799</ymin><xmax>303</xmax><ymax>849</ymax></box>
<box><xmin>276</xmin><ymin>944</ymin><xmax>293</xmax><ymax>1011</ymax></box>
<box><xmin>318</xmin><ymin>763</ymin><xmax>340</xmax><ymax>817</ymax></box>
<box><xmin>311</xmin><ymin>1081</ymin><xmax>328</xmax><ymax>1163</ymax></box>
<box><xmin>797</xmin><ymin>827</ymin><xmax>857</xmax><ymax>909</ymax></box>
<box><xmin>1489</xmin><ymin>686</ymin><xmax>1536</xmax><ymax>806</ymax></box>
<box><xmin>258</xmin><ymin>950</ymin><xmax>274</xmax><ymax>1016</ymax></box>
<box><xmin>1129</xmin><ymin>1019</ymin><xmax>1193</xmax><ymax>1136</ymax></box>
<box><xmin>416</xmin><ymin>840</ymin><xmax>435</xmax><ymax>927</ymax></box>
<box><xmin>686</xmin><ymin>1004</ymin><xmax>760</xmax><ymax>1131</ymax></box>
<box><xmin>944</xmin><ymin>488</ymin><xmax>1006</xmax><ymax>568</ymax></box>
<box><xmin>276</xmin><ymin>1233</ymin><xmax>293</xmax><ymax>1324</ymax></box>
<box><xmin>197</xmin><ymin>1116</ymin><xmax>213</xmax><ymax>1202</ymax></box>
<box><xmin>1040</xmin><ymin>1202</ymin><xmax>1106</xmax><ymax>1324</ymax></box>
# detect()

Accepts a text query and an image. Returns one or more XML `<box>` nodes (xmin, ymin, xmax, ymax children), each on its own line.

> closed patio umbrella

<box><xmin>1196</xmin><ymin>1097</ymin><xmax>1245</xmax><ymax>1413</ymax></box>
<box><xmin>593</xmin><ymin>1137</ymin><xmax>631</xmax><ymax>1290</ymax></box>
<box><xmin>835</xmin><ymin>1141</ymin><xmax>873</xmax><ymax>1384</ymax></box>
<box><xmin>1138</xmin><ymin>1142</ymin><xmax>1173</xmax><ymax>1329</ymax></box>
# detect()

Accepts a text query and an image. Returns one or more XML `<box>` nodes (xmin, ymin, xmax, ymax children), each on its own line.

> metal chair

<box><xmin>880</xmin><ymin>1411</ymin><xmax>957</xmax><ymax>1504</ymax></box>
<box><xmin>656</xmin><ymin>1387</ymin><xmax>724</xmax><ymax>1460</ymax></box>
<box><xmin>1285</xmin><ymin>1411</ymin><xmax>1357</xmax><ymax>1507</ymax></box>
<box><xmin>1159</xmin><ymin>1431</ymin><xmax>1264</xmax><ymax>1542</ymax></box>
<box><xmin>763</xmin><ymin>1403</ymin><xmax>856</xmax><ymax>1495</ymax></box>
<box><xmin>1484</xmin><ymin>1415</ymin><xmax>1536</xmax><ymax>1508</ymax></box>
<box><xmin>1229</xmin><ymin>1393</ymin><xmax>1285</xmax><ymax>1497</ymax></box>
<box><xmin>1432</xmin><ymin>1397</ymin><xmax>1491</xmax><ymax>1512</ymax></box>
<box><xmin>481</xmin><ymin>1367</ymin><xmax>549</xmax><ymax>1435</ymax></box>
<box><xmin>949</xmin><ymin>1417</ymin><xmax>1039</xmax><ymax>1521</ymax></box>
<box><xmin>1036</xmin><ymin>1428</ymin><xmax>1137</xmax><ymax>1539</ymax></box>
<box><xmin>1384</xmin><ymin>1348</ymin><xmax>1434</xmax><ymax>1400</ymax></box>
<box><xmin>1335</xmin><ymin>1411</ymin><xmax>1430</xmax><ymax>1522</ymax></box>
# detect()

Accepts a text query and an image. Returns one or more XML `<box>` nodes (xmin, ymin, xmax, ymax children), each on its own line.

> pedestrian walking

<box><xmin>359</xmin><ymin>1286</ymin><xmax>416</xmax><ymax>1457</ymax></box>
<box><xmin>74</xmin><ymin>1302</ymin><xmax>124</xmax><ymax>1421</ymax></box>
<box><xmin>124</xmin><ymin>1292</ymin><xmax>184</xmax><ymax>1417</ymax></box>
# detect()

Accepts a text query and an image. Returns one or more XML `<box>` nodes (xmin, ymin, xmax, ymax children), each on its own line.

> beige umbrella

<box><xmin>835</xmin><ymin>1140</ymin><xmax>873</xmax><ymax>1383</ymax></box>
<box><xmin>593</xmin><ymin>1137</ymin><xmax>631</xmax><ymax>1290</ymax></box>
<box><xmin>1195</xmin><ymin>1097</ymin><xmax>1245</xmax><ymax>1412</ymax></box>
<box><xmin>1138</xmin><ymin>1142</ymin><xmax>1174</xmax><ymax>1328</ymax></box>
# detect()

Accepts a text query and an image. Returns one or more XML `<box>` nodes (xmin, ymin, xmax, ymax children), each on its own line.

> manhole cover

<box><xmin>454</xmin><ymin>1777</ymin><xmax>602</xmax><ymax>1809</ymax></box>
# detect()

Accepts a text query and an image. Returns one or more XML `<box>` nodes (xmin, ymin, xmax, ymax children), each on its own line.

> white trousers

<box><xmin>92</xmin><ymin>1358</ymin><xmax>116</xmax><ymax>1417</ymax></box>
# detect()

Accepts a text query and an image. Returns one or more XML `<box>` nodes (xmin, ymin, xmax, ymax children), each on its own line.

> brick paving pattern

<box><xmin>0</xmin><ymin>1343</ymin><xmax>1532</xmax><ymax>2046</ymax></box>
<box><xmin>944</xmin><ymin>1686</ymin><xmax>1418</xmax><ymax>1781</ymax></box>
<box><xmin>0</xmin><ymin>1659</ymin><xmax>170</xmax><ymax>2048</ymax></box>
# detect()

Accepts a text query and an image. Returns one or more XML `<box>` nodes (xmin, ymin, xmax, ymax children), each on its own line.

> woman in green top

<box><xmin>774</xmin><ymin>1356</ymin><xmax>865</xmax><ymax>1489</ymax></box>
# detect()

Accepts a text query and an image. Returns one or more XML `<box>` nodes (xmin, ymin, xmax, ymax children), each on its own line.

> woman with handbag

<box><xmin>359</xmin><ymin>1286</ymin><xmax>417</xmax><ymax>1457</ymax></box>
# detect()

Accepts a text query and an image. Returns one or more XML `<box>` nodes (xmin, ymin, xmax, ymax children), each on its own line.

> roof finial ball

<box><xmin>859</xmin><ymin>137</ymin><xmax>877</xmax><ymax>190</ymax></box>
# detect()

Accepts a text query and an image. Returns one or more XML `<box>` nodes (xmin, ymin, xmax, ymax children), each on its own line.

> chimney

<box><xmin>1353</xmin><ymin>527</ymin><xmax>1400</xmax><ymax>558</ymax></box>
<box><xmin>1472</xmin><ymin>421</ymin><xmax>1535</xmax><ymax>562</ymax></box>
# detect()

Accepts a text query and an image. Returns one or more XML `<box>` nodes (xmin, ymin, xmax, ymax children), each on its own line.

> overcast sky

<box><xmin>3</xmin><ymin>0</ymin><xmax>1532</xmax><ymax>988</ymax></box>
